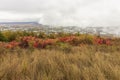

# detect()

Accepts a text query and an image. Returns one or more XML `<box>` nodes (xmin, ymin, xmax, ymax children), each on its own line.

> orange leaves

<box><xmin>59</xmin><ymin>36</ymin><xmax>77</xmax><ymax>43</ymax></box>
<box><xmin>20</xmin><ymin>36</ymin><xmax>36</xmax><ymax>42</ymax></box>
<box><xmin>43</xmin><ymin>39</ymin><xmax>57</xmax><ymax>46</ymax></box>
<box><xmin>105</xmin><ymin>39</ymin><xmax>111</xmax><ymax>45</ymax></box>
<box><xmin>4</xmin><ymin>41</ymin><xmax>20</xmax><ymax>49</ymax></box>
<box><xmin>39</xmin><ymin>39</ymin><xmax>57</xmax><ymax>48</ymax></box>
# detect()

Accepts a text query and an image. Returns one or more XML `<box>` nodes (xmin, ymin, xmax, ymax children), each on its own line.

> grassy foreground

<box><xmin>0</xmin><ymin>45</ymin><xmax>120</xmax><ymax>80</ymax></box>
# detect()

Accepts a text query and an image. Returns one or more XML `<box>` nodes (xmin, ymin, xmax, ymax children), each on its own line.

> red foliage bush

<box><xmin>0</xmin><ymin>35</ymin><xmax>112</xmax><ymax>49</ymax></box>
<box><xmin>94</xmin><ymin>38</ymin><xmax>111</xmax><ymax>45</ymax></box>
<box><xmin>18</xmin><ymin>36</ymin><xmax>57</xmax><ymax>48</ymax></box>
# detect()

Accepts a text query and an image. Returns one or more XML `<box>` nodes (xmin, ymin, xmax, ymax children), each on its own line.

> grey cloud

<box><xmin>0</xmin><ymin>0</ymin><xmax>120</xmax><ymax>26</ymax></box>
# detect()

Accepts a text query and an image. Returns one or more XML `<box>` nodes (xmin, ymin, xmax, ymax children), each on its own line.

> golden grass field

<box><xmin>0</xmin><ymin>45</ymin><xmax>120</xmax><ymax>80</ymax></box>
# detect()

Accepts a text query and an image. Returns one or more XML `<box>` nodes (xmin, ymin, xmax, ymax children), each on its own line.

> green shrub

<box><xmin>0</xmin><ymin>31</ymin><xmax>7</xmax><ymax>41</ymax></box>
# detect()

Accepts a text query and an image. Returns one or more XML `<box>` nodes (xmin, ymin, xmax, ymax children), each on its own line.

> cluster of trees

<box><xmin>0</xmin><ymin>31</ymin><xmax>44</xmax><ymax>42</ymax></box>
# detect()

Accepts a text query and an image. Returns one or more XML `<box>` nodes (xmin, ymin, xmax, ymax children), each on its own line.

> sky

<box><xmin>0</xmin><ymin>0</ymin><xmax>120</xmax><ymax>27</ymax></box>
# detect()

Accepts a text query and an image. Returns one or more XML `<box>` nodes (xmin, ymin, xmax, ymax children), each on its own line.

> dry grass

<box><xmin>0</xmin><ymin>45</ymin><xmax>120</xmax><ymax>80</ymax></box>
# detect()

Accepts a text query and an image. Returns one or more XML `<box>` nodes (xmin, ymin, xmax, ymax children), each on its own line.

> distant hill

<box><xmin>0</xmin><ymin>22</ymin><xmax>39</xmax><ymax>25</ymax></box>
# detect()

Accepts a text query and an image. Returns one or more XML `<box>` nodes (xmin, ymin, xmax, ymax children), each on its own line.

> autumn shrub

<box><xmin>94</xmin><ymin>37</ymin><xmax>112</xmax><ymax>45</ymax></box>
<box><xmin>70</xmin><ymin>35</ymin><xmax>94</xmax><ymax>45</ymax></box>
<box><xmin>5</xmin><ymin>41</ymin><xmax>20</xmax><ymax>49</ymax></box>
<box><xmin>84</xmin><ymin>37</ymin><xmax>94</xmax><ymax>44</ymax></box>
<box><xmin>59</xmin><ymin>36</ymin><xmax>76</xmax><ymax>43</ymax></box>
<box><xmin>0</xmin><ymin>31</ymin><xmax>114</xmax><ymax>49</ymax></box>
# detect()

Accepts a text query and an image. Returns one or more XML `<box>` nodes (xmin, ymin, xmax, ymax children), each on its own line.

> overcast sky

<box><xmin>0</xmin><ymin>0</ymin><xmax>120</xmax><ymax>27</ymax></box>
